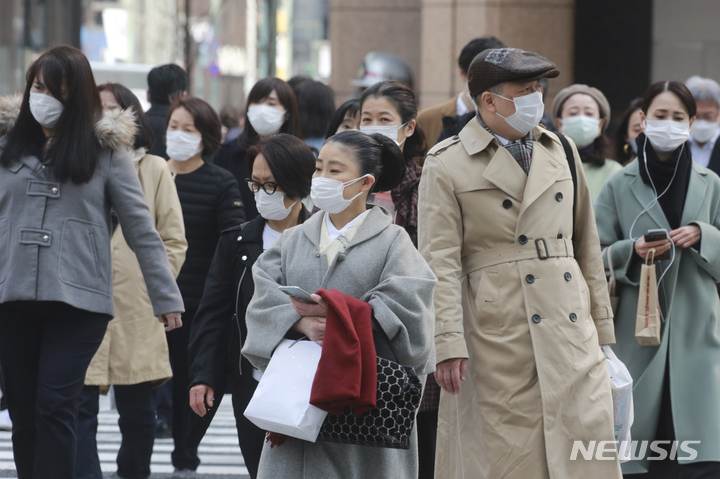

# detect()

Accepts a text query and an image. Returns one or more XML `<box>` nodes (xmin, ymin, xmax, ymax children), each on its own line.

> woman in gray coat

<box><xmin>243</xmin><ymin>130</ymin><xmax>437</xmax><ymax>479</ymax></box>
<box><xmin>0</xmin><ymin>45</ymin><xmax>184</xmax><ymax>479</ymax></box>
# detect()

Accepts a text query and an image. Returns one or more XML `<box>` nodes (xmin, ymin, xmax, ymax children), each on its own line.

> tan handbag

<box><xmin>635</xmin><ymin>248</ymin><xmax>662</xmax><ymax>346</ymax></box>
<box><xmin>603</xmin><ymin>245</ymin><xmax>620</xmax><ymax>314</ymax></box>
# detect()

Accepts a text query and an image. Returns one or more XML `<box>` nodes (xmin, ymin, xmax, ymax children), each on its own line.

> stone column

<box><xmin>418</xmin><ymin>0</ymin><xmax>575</xmax><ymax>110</ymax></box>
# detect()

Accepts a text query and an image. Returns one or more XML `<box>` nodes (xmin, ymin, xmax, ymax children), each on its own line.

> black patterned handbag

<box><xmin>317</xmin><ymin>315</ymin><xmax>423</xmax><ymax>449</ymax></box>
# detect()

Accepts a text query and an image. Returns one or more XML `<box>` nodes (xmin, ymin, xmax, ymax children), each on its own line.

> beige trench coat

<box><xmin>418</xmin><ymin>120</ymin><xmax>621</xmax><ymax>479</ymax></box>
<box><xmin>85</xmin><ymin>154</ymin><xmax>186</xmax><ymax>390</ymax></box>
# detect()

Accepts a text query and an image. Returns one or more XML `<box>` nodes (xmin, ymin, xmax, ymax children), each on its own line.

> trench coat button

<box><xmin>531</xmin><ymin>314</ymin><xmax>542</xmax><ymax>324</ymax></box>
<box><xmin>518</xmin><ymin>235</ymin><xmax>528</xmax><ymax>245</ymax></box>
<box><xmin>453</xmin><ymin>135</ymin><xmax>459</xmax><ymax>140</ymax></box>
<box><xmin>564</xmin><ymin>272</ymin><xmax>572</xmax><ymax>281</ymax></box>
<box><xmin>237</xmin><ymin>235</ymin><xmax>243</xmax><ymax>241</ymax></box>
<box><xmin>557</xmin><ymin>233</ymin><xmax>563</xmax><ymax>239</ymax></box>
<box><xmin>556</xmin><ymin>192</ymin><xmax>564</xmax><ymax>202</ymax></box>
<box><xmin>241</xmin><ymin>255</ymin><xmax>248</xmax><ymax>261</ymax></box>
<box><xmin>502</xmin><ymin>199</ymin><xmax>512</xmax><ymax>209</ymax></box>
<box><xmin>51</xmin><ymin>187</ymin><xmax>58</xmax><ymax>194</ymax></box>
<box><xmin>525</xmin><ymin>274</ymin><xmax>535</xmax><ymax>284</ymax></box>
<box><xmin>569</xmin><ymin>313</ymin><xmax>578</xmax><ymax>322</ymax></box>
<box><xmin>42</xmin><ymin>235</ymin><xmax>49</xmax><ymax>242</ymax></box>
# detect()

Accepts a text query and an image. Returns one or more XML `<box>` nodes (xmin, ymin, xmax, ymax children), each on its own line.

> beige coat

<box><xmin>85</xmin><ymin>154</ymin><xmax>186</xmax><ymax>390</ymax></box>
<box><xmin>418</xmin><ymin>120</ymin><xmax>621</xmax><ymax>479</ymax></box>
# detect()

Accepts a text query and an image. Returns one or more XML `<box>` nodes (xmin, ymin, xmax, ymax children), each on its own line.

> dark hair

<box><xmin>458</xmin><ymin>37</ymin><xmax>506</xmax><ymax>75</ymax></box>
<box><xmin>325</xmin><ymin>99</ymin><xmax>361</xmax><ymax>139</ymax></box>
<box><xmin>641</xmin><ymin>81</ymin><xmax>697</xmax><ymax>118</ymax></box>
<box><xmin>147</xmin><ymin>64</ymin><xmax>188</xmax><ymax>105</ymax></box>
<box><xmin>294</xmin><ymin>80</ymin><xmax>336</xmax><ymax>138</ymax></box>
<box><xmin>220</xmin><ymin>105</ymin><xmax>242</xmax><ymax>130</ymax></box>
<box><xmin>359</xmin><ymin>80</ymin><xmax>427</xmax><ymax>166</ymax></box>
<box><xmin>245</xmin><ymin>133</ymin><xmax>315</xmax><ymax>199</ymax></box>
<box><xmin>166</xmin><ymin>96</ymin><xmax>222</xmax><ymax>157</ymax></box>
<box><xmin>98</xmin><ymin>82</ymin><xmax>154</xmax><ymax>150</ymax></box>
<box><xmin>614</xmin><ymin>97</ymin><xmax>642</xmax><ymax>165</ymax></box>
<box><xmin>287</xmin><ymin>75</ymin><xmax>312</xmax><ymax>92</ymax></box>
<box><xmin>1</xmin><ymin>45</ymin><xmax>103</xmax><ymax>184</ymax></box>
<box><xmin>325</xmin><ymin>130</ymin><xmax>406</xmax><ymax>192</ymax></box>
<box><xmin>240</xmin><ymin>77</ymin><xmax>303</xmax><ymax>145</ymax></box>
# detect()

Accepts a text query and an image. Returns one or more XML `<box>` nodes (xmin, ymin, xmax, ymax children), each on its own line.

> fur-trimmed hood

<box><xmin>0</xmin><ymin>94</ymin><xmax>137</xmax><ymax>150</ymax></box>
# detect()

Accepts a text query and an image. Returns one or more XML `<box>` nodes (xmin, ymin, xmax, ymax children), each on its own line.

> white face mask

<box><xmin>560</xmin><ymin>115</ymin><xmax>601</xmax><ymax>148</ymax></box>
<box><xmin>360</xmin><ymin>122</ymin><xmax>408</xmax><ymax>146</ymax></box>
<box><xmin>254</xmin><ymin>189</ymin><xmax>297</xmax><ymax>221</ymax></box>
<box><xmin>310</xmin><ymin>175</ymin><xmax>370</xmax><ymax>214</ymax></box>
<box><xmin>247</xmin><ymin>104</ymin><xmax>286</xmax><ymax>136</ymax></box>
<box><xmin>166</xmin><ymin>130</ymin><xmax>202</xmax><ymax>162</ymax></box>
<box><xmin>29</xmin><ymin>92</ymin><xmax>64</xmax><ymax>129</ymax></box>
<box><xmin>493</xmin><ymin>91</ymin><xmax>545</xmax><ymax>135</ymax></box>
<box><xmin>690</xmin><ymin>119</ymin><xmax>718</xmax><ymax>144</ymax></box>
<box><xmin>644</xmin><ymin>120</ymin><xmax>690</xmax><ymax>153</ymax></box>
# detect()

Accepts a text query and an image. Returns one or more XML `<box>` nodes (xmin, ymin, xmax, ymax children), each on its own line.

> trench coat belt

<box><xmin>461</xmin><ymin>237</ymin><xmax>574</xmax><ymax>277</ymax></box>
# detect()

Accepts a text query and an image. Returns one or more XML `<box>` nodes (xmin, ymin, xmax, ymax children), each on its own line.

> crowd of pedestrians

<box><xmin>1</xmin><ymin>35</ymin><xmax>720</xmax><ymax>479</ymax></box>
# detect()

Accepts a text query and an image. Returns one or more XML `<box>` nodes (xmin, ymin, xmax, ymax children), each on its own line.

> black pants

<box><xmin>0</xmin><ymin>301</ymin><xmax>110</xmax><ymax>479</ymax></box>
<box><xmin>625</xmin><ymin>360</ymin><xmax>720</xmax><ymax>479</ymax></box>
<box><xmin>76</xmin><ymin>382</ymin><xmax>156</xmax><ymax>479</ymax></box>
<box><xmin>167</xmin><ymin>307</ymin><xmax>200</xmax><ymax>470</ymax></box>
<box><xmin>183</xmin><ymin>369</ymin><xmax>265</xmax><ymax>478</ymax></box>
<box><xmin>0</xmin><ymin>361</ymin><xmax>7</xmax><ymax>411</ymax></box>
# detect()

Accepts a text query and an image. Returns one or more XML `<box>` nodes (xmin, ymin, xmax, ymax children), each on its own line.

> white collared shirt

<box><xmin>690</xmin><ymin>129</ymin><xmax>720</xmax><ymax>168</ymax></box>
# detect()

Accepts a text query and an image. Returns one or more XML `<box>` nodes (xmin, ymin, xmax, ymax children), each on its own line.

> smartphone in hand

<box><xmin>644</xmin><ymin>228</ymin><xmax>670</xmax><ymax>261</ymax></box>
<box><xmin>278</xmin><ymin>286</ymin><xmax>317</xmax><ymax>304</ymax></box>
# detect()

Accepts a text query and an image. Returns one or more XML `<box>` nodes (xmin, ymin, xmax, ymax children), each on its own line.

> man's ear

<box><xmin>481</xmin><ymin>92</ymin><xmax>497</xmax><ymax>114</ymax></box>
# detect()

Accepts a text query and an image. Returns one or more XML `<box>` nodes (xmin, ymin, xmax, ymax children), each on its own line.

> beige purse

<box><xmin>602</xmin><ymin>245</ymin><xmax>620</xmax><ymax>314</ymax></box>
<box><xmin>635</xmin><ymin>248</ymin><xmax>662</xmax><ymax>346</ymax></box>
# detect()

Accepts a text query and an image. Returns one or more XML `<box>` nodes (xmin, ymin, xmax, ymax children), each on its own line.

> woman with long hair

<box><xmin>213</xmin><ymin>77</ymin><xmax>302</xmax><ymax>220</ymax></box>
<box><xmin>0</xmin><ymin>45</ymin><xmax>183</xmax><ymax>479</ymax></box>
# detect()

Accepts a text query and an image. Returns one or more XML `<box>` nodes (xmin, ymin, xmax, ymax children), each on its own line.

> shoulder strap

<box><xmin>555</xmin><ymin>132</ymin><xmax>577</xmax><ymax>239</ymax></box>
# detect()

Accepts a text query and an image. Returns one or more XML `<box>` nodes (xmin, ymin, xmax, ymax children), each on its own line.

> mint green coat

<box><xmin>595</xmin><ymin>160</ymin><xmax>720</xmax><ymax>473</ymax></box>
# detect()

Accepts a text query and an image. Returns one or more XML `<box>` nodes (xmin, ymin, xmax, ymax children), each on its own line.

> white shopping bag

<box><xmin>602</xmin><ymin>345</ymin><xmax>634</xmax><ymax>463</ymax></box>
<box><xmin>244</xmin><ymin>339</ymin><xmax>328</xmax><ymax>442</ymax></box>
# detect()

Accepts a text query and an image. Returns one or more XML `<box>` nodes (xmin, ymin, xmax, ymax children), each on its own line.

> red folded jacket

<box><xmin>310</xmin><ymin>289</ymin><xmax>377</xmax><ymax>415</ymax></box>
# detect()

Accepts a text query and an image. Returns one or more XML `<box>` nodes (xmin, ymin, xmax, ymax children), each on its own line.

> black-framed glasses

<box><xmin>245</xmin><ymin>178</ymin><xmax>278</xmax><ymax>195</ymax></box>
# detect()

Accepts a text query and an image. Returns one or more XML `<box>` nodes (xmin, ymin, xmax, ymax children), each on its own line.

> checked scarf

<box><xmin>391</xmin><ymin>160</ymin><xmax>423</xmax><ymax>247</ymax></box>
<box><xmin>477</xmin><ymin>116</ymin><xmax>534</xmax><ymax>175</ymax></box>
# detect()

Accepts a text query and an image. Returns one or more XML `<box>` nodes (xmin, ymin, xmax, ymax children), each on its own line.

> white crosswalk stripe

<box><xmin>0</xmin><ymin>395</ymin><xmax>250</xmax><ymax>478</ymax></box>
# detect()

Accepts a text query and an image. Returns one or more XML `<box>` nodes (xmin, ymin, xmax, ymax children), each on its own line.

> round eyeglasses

<box><xmin>245</xmin><ymin>179</ymin><xmax>278</xmax><ymax>195</ymax></box>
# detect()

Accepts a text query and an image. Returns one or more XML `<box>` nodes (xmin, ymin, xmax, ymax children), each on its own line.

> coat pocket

<box><xmin>0</xmin><ymin>216</ymin><xmax>8</xmax><ymax>284</ymax></box>
<box><xmin>468</xmin><ymin>266</ymin><xmax>503</xmax><ymax>334</ymax></box>
<box><xmin>58</xmin><ymin>218</ymin><xmax>110</xmax><ymax>295</ymax></box>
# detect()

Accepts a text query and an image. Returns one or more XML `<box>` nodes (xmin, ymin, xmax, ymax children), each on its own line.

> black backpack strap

<box><xmin>555</xmin><ymin>132</ymin><xmax>577</xmax><ymax>239</ymax></box>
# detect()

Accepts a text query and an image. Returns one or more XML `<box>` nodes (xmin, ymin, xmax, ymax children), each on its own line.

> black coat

<box><xmin>188</xmin><ymin>215</ymin><xmax>264</xmax><ymax>390</ymax></box>
<box><xmin>146</xmin><ymin>103</ymin><xmax>170</xmax><ymax>159</ymax></box>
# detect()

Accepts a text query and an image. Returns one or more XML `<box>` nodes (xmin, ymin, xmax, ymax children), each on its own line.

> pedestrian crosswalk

<box><xmin>0</xmin><ymin>395</ymin><xmax>250</xmax><ymax>478</ymax></box>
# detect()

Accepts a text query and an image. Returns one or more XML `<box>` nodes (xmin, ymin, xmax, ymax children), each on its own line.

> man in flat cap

<box><xmin>418</xmin><ymin>48</ymin><xmax>622</xmax><ymax>479</ymax></box>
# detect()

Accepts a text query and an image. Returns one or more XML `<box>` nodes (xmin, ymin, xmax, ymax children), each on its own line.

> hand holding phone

<box><xmin>278</xmin><ymin>285</ymin><xmax>317</xmax><ymax>304</ymax></box>
<box><xmin>641</xmin><ymin>228</ymin><xmax>671</xmax><ymax>261</ymax></box>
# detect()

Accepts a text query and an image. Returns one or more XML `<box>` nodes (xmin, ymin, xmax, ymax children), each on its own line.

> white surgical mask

<box><xmin>360</xmin><ymin>122</ymin><xmax>408</xmax><ymax>146</ymax></box>
<box><xmin>690</xmin><ymin>119</ymin><xmax>718</xmax><ymax>144</ymax></box>
<box><xmin>254</xmin><ymin>189</ymin><xmax>297</xmax><ymax>221</ymax></box>
<box><xmin>29</xmin><ymin>92</ymin><xmax>64</xmax><ymax>129</ymax></box>
<box><xmin>247</xmin><ymin>104</ymin><xmax>286</xmax><ymax>136</ymax></box>
<box><xmin>310</xmin><ymin>175</ymin><xmax>371</xmax><ymax>214</ymax></box>
<box><xmin>493</xmin><ymin>91</ymin><xmax>545</xmax><ymax>135</ymax></box>
<box><xmin>166</xmin><ymin>130</ymin><xmax>202</xmax><ymax>162</ymax></box>
<box><xmin>644</xmin><ymin>120</ymin><xmax>690</xmax><ymax>153</ymax></box>
<box><xmin>560</xmin><ymin>115</ymin><xmax>601</xmax><ymax>148</ymax></box>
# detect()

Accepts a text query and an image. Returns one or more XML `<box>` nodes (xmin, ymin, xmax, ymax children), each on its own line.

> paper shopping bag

<box><xmin>603</xmin><ymin>345</ymin><xmax>634</xmax><ymax>463</ymax></box>
<box><xmin>244</xmin><ymin>339</ymin><xmax>328</xmax><ymax>442</ymax></box>
<box><xmin>636</xmin><ymin>248</ymin><xmax>661</xmax><ymax>346</ymax></box>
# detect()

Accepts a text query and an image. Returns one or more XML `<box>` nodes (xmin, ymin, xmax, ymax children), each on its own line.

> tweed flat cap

<box><xmin>551</xmin><ymin>84</ymin><xmax>611</xmax><ymax>133</ymax></box>
<box><xmin>467</xmin><ymin>48</ymin><xmax>560</xmax><ymax>99</ymax></box>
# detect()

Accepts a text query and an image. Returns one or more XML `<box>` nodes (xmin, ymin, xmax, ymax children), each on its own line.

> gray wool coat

<box><xmin>0</xmin><ymin>98</ymin><xmax>184</xmax><ymax>317</ymax></box>
<box><xmin>243</xmin><ymin>206</ymin><xmax>437</xmax><ymax>479</ymax></box>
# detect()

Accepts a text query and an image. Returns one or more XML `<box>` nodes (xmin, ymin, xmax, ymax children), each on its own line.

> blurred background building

<box><xmin>0</xmin><ymin>0</ymin><xmax>718</xmax><ymax>128</ymax></box>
